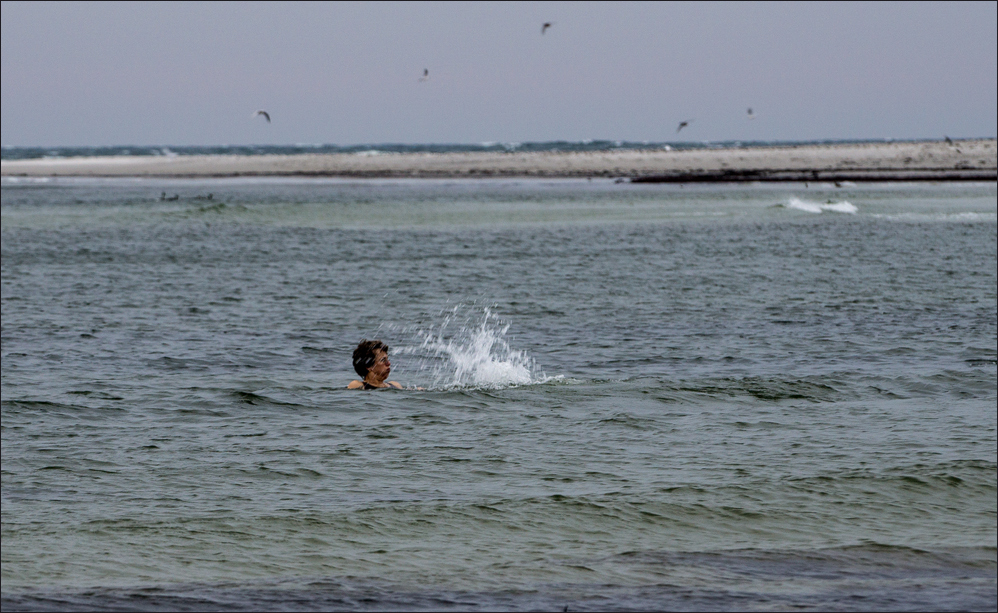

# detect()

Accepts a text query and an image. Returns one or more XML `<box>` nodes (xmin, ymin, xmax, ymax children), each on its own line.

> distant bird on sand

<box><xmin>541</xmin><ymin>22</ymin><xmax>553</xmax><ymax>35</ymax></box>
<box><xmin>944</xmin><ymin>135</ymin><xmax>954</xmax><ymax>145</ymax></box>
<box><xmin>254</xmin><ymin>110</ymin><xmax>271</xmax><ymax>123</ymax></box>
<box><xmin>747</xmin><ymin>107</ymin><xmax>755</xmax><ymax>120</ymax></box>
<box><xmin>676</xmin><ymin>119</ymin><xmax>693</xmax><ymax>134</ymax></box>
<box><xmin>419</xmin><ymin>68</ymin><xmax>430</xmax><ymax>82</ymax></box>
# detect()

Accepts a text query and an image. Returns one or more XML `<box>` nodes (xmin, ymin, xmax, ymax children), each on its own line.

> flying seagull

<box><xmin>676</xmin><ymin>119</ymin><xmax>693</xmax><ymax>134</ymax></box>
<box><xmin>747</xmin><ymin>107</ymin><xmax>755</xmax><ymax>120</ymax></box>
<box><xmin>254</xmin><ymin>110</ymin><xmax>271</xmax><ymax>123</ymax></box>
<box><xmin>419</xmin><ymin>68</ymin><xmax>429</xmax><ymax>82</ymax></box>
<box><xmin>541</xmin><ymin>22</ymin><xmax>553</xmax><ymax>35</ymax></box>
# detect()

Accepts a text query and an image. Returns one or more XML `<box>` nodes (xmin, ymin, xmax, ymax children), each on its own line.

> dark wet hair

<box><xmin>353</xmin><ymin>339</ymin><xmax>389</xmax><ymax>377</ymax></box>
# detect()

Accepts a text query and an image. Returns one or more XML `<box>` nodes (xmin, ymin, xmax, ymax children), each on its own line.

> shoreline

<box><xmin>2</xmin><ymin>139</ymin><xmax>995</xmax><ymax>182</ymax></box>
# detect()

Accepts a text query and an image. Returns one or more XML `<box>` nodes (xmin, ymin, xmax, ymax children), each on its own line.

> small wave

<box><xmin>782</xmin><ymin>197</ymin><xmax>858</xmax><ymax>214</ymax></box>
<box><xmin>392</xmin><ymin>306</ymin><xmax>546</xmax><ymax>390</ymax></box>
<box><xmin>1</xmin><ymin>176</ymin><xmax>52</xmax><ymax>184</ymax></box>
<box><xmin>674</xmin><ymin>376</ymin><xmax>845</xmax><ymax>403</ymax></box>
<box><xmin>871</xmin><ymin>212</ymin><xmax>997</xmax><ymax>222</ymax></box>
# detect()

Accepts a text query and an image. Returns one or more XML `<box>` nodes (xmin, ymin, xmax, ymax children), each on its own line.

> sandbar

<box><xmin>2</xmin><ymin>139</ymin><xmax>995</xmax><ymax>182</ymax></box>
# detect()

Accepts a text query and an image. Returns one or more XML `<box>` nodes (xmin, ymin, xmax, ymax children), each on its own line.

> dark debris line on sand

<box><xmin>629</xmin><ymin>168</ymin><xmax>998</xmax><ymax>183</ymax></box>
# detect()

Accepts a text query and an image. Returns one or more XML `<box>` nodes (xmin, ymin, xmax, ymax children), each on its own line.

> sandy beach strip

<box><xmin>2</xmin><ymin>139</ymin><xmax>995</xmax><ymax>181</ymax></box>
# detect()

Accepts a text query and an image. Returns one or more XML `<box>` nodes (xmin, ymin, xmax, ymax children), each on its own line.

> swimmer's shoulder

<box><xmin>347</xmin><ymin>380</ymin><xmax>404</xmax><ymax>390</ymax></box>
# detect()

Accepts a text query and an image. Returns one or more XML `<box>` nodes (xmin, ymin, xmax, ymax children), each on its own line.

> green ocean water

<box><xmin>2</xmin><ymin>177</ymin><xmax>995</xmax><ymax>610</ymax></box>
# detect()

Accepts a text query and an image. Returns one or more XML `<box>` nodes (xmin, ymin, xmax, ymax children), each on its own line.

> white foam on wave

<box><xmin>1</xmin><ymin>176</ymin><xmax>51</xmax><ymax>183</ymax></box>
<box><xmin>785</xmin><ymin>197</ymin><xmax>858</xmax><ymax>214</ymax></box>
<box><xmin>393</xmin><ymin>306</ymin><xmax>547</xmax><ymax>390</ymax></box>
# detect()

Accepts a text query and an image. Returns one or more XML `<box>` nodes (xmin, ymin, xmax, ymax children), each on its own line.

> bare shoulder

<box><xmin>388</xmin><ymin>381</ymin><xmax>403</xmax><ymax>389</ymax></box>
<box><xmin>347</xmin><ymin>380</ymin><xmax>364</xmax><ymax>389</ymax></box>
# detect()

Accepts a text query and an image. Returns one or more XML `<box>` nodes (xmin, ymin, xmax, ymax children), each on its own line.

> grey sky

<box><xmin>2</xmin><ymin>1</ymin><xmax>995</xmax><ymax>146</ymax></box>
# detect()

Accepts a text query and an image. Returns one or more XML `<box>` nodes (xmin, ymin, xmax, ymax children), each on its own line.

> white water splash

<box><xmin>393</xmin><ymin>307</ymin><xmax>544</xmax><ymax>390</ymax></box>
<box><xmin>785</xmin><ymin>197</ymin><xmax>858</xmax><ymax>214</ymax></box>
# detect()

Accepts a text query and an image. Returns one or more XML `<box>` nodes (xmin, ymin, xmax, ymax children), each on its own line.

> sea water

<box><xmin>1</xmin><ymin>178</ymin><xmax>995</xmax><ymax>611</ymax></box>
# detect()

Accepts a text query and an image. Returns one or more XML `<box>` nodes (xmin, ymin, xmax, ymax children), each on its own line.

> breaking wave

<box><xmin>783</xmin><ymin>197</ymin><xmax>858</xmax><ymax>214</ymax></box>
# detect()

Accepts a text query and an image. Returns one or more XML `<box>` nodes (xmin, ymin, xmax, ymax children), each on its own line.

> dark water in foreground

<box><xmin>2</xmin><ymin>178</ymin><xmax>995</xmax><ymax>611</ymax></box>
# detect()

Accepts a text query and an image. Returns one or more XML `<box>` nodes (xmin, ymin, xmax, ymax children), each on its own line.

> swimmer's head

<box><xmin>353</xmin><ymin>339</ymin><xmax>390</xmax><ymax>378</ymax></box>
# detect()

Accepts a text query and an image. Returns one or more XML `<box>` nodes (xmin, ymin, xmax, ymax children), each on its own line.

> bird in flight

<box><xmin>747</xmin><ymin>107</ymin><xmax>755</xmax><ymax>120</ymax></box>
<box><xmin>541</xmin><ymin>22</ymin><xmax>553</xmax><ymax>35</ymax></box>
<box><xmin>419</xmin><ymin>68</ymin><xmax>429</xmax><ymax>82</ymax></box>
<box><xmin>254</xmin><ymin>110</ymin><xmax>271</xmax><ymax>123</ymax></box>
<box><xmin>676</xmin><ymin>119</ymin><xmax>693</xmax><ymax>133</ymax></box>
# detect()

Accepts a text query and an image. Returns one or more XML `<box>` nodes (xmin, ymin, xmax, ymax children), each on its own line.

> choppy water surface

<box><xmin>2</xmin><ymin>178</ymin><xmax>995</xmax><ymax>611</ymax></box>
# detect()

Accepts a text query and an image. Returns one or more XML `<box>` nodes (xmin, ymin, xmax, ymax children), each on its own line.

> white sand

<box><xmin>2</xmin><ymin>139</ymin><xmax>995</xmax><ymax>179</ymax></box>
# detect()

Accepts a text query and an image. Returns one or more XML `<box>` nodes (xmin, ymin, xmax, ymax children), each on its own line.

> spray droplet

<box><xmin>392</xmin><ymin>306</ymin><xmax>545</xmax><ymax>390</ymax></box>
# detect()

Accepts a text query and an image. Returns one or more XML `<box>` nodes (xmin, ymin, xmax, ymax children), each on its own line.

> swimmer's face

<box><xmin>369</xmin><ymin>349</ymin><xmax>391</xmax><ymax>381</ymax></box>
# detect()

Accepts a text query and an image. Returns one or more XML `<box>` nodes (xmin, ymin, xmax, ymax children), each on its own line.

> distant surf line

<box><xmin>0</xmin><ymin>138</ymin><xmax>965</xmax><ymax>160</ymax></box>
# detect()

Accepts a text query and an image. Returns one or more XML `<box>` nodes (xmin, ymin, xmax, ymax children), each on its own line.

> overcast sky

<box><xmin>2</xmin><ymin>1</ymin><xmax>995</xmax><ymax>146</ymax></box>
